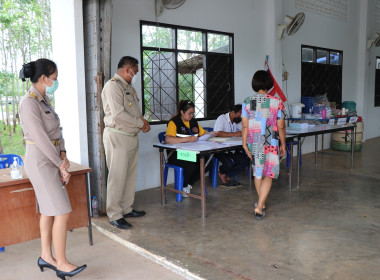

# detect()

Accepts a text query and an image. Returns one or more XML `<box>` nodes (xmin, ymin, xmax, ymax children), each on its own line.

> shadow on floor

<box><xmin>93</xmin><ymin>137</ymin><xmax>380</xmax><ymax>280</ymax></box>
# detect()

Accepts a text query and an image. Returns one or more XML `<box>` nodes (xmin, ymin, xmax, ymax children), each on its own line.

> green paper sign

<box><xmin>177</xmin><ymin>149</ymin><xmax>197</xmax><ymax>162</ymax></box>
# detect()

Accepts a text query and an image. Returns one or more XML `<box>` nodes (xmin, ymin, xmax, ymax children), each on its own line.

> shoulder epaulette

<box><xmin>28</xmin><ymin>92</ymin><xmax>42</xmax><ymax>101</ymax></box>
<box><xmin>111</xmin><ymin>77</ymin><xmax>118</xmax><ymax>81</ymax></box>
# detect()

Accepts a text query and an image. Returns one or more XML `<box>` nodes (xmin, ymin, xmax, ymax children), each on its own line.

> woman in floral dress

<box><xmin>242</xmin><ymin>70</ymin><xmax>286</xmax><ymax>219</ymax></box>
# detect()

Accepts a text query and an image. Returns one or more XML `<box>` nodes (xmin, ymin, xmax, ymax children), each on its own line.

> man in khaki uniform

<box><xmin>102</xmin><ymin>56</ymin><xmax>150</xmax><ymax>230</ymax></box>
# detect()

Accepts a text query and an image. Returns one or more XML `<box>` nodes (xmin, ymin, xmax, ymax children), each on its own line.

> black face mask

<box><xmin>233</xmin><ymin>117</ymin><xmax>242</xmax><ymax>124</ymax></box>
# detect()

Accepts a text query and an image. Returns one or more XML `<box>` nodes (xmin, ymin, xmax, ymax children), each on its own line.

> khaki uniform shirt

<box><xmin>19</xmin><ymin>86</ymin><xmax>65</xmax><ymax>168</ymax></box>
<box><xmin>101</xmin><ymin>73</ymin><xmax>144</xmax><ymax>134</ymax></box>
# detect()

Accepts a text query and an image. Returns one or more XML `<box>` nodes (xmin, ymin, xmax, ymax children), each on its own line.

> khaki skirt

<box><xmin>25</xmin><ymin>144</ymin><xmax>72</xmax><ymax>216</ymax></box>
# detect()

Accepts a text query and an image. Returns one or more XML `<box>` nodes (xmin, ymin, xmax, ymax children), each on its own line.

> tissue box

<box><xmin>289</xmin><ymin>123</ymin><xmax>308</xmax><ymax>130</ymax></box>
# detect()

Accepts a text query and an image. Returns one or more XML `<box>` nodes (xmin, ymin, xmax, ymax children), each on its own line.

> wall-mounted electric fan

<box><xmin>155</xmin><ymin>0</ymin><xmax>186</xmax><ymax>17</ymax></box>
<box><xmin>277</xmin><ymin>12</ymin><xmax>305</xmax><ymax>40</ymax></box>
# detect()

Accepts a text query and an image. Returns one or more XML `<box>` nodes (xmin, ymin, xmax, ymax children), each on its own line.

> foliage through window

<box><xmin>140</xmin><ymin>21</ymin><xmax>234</xmax><ymax>123</ymax></box>
<box><xmin>301</xmin><ymin>45</ymin><xmax>343</xmax><ymax>106</ymax></box>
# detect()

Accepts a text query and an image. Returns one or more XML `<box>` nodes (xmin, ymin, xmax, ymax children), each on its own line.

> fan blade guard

<box><xmin>375</xmin><ymin>33</ymin><xmax>380</xmax><ymax>47</ymax></box>
<box><xmin>162</xmin><ymin>0</ymin><xmax>186</xmax><ymax>9</ymax></box>
<box><xmin>286</xmin><ymin>12</ymin><xmax>305</xmax><ymax>36</ymax></box>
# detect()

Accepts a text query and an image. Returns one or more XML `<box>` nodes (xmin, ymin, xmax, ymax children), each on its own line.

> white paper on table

<box><xmin>198</xmin><ymin>133</ymin><xmax>212</xmax><ymax>141</ymax></box>
<box><xmin>224</xmin><ymin>140</ymin><xmax>243</xmax><ymax>145</ymax></box>
<box><xmin>286</xmin><ymin>128</ymin><xmax>305</xmax><ymax>134</ymax></box>
<box><xmin>349</xmin><ymin>117</ymin><xmax>358</xmax><ymax>123</ymax></box>
<box><xmin>176</xmin><ymin>142</ymin><xmax>225</xmax><ymax>151</ymax></box>
<box><xmin>337</xmin><ymin>118</ymin><xmax>346</xmax><ymax>125</ymax></box>
<box><xmin>209</xmin><ymin>137</ymin><xmax>230</xmax><ymax>142</ymax></box>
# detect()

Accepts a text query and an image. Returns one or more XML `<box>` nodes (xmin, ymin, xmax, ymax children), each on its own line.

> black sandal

<box><xmin>254</xmin><ymin>209</ymin><xmax>266</xmax><ymax>220</ymax></box>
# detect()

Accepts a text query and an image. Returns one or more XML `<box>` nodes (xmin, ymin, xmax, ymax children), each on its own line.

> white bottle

<box><xmin>11</xmin><ymin>157</ymin><xmax>22</xmax><ymax>179</ymax></box>
<box><xmin>92</xmin><ymin>196</ymin><xmax>99</xmax><ymax>218</ymax></box>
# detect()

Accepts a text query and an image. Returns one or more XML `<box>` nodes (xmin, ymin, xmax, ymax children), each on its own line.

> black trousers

<box><xmin>168</xmin><ymin>154</ymin><xmax>211</xmax><ymax>188</ymax></box>
<box><xmin>215</xmin><ymin>149</ymin><xmax>250</xmax><ymax>177</ymax></box>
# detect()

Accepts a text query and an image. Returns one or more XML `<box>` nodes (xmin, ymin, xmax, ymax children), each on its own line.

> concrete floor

<box><xmin>2</xmin><ymin>137</ymin><xmax>380</xmax><ymax>280</ymax></box>
<box><xmin>0</xmin><ymin>227</ymin><xmax>185</xmax><ymax>280</ymax></box>
<box><xmin>92</xmin><ymin>137</ymin><xmax>380</xmax><ymax>280</ymax></box>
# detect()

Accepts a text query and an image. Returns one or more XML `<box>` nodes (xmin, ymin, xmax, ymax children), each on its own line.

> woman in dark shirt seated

<box><xmin>165</xmin><ymin>100</ymin><xmax>207</xmax><ymax>197</ymax></box>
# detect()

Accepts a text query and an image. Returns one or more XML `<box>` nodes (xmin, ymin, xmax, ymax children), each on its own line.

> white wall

<box><xmin>365</xmin><ymin>0</ymin><xmax>380</xmax><ymax>139</ymax></box>
<box><xmin>282</xmin><ymin>0</ymin><xmax>360</xmax><ymax>105</ymax></box>
<box><xmin>51</xmin><ymin>0</ymin><xmax>89</xmax><ymax>166</ymax></box>
<box><xmin>111</xmin><ymin>0</ymin><xmax>378</xmax><ymax>190</ymax></box>
<box><xmin>111</xmin><ymin>0</ymin><xmax>281</xmax><ymax>190</ymax></box>
<box><xmin>281</xmin><ymin>0</ymin><xmax>379</xmax><ymax>153</ymax></box>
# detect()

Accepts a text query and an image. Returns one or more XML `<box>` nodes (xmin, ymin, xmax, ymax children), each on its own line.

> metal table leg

<box><xmin>85</xmin><ymin>173</ymin><xmax>93</xmax><ymax>246</ymax></box>
<box><xmin>315</xmin><ymin>135</ymin><xmax>318</xmax><ymax>165</ymax></box>
<box><xmin>288</xmin><ymin>138</ymin><xmax>293</xmax><ymax>191</ymax></box>
<box><xmin>200</xmin><ymin>156</ymin><xmax>206</xmax><ymax>218</ymax></box>
<box><xmin>351</xmin><ymin>127</ymin><xmax>355</xmax><ymax>170</ymax></box>
<box><xmin>297</xmin><ymin>136</ymin><xmax>301</xmax><ymax>188</ymax></box>
<box><xmin>322</xmin><ymin>134</ymin><xmax>324</xmax><ymax>150</ymax></box>
<box><xmin>159</xmin><ymin>149</ymin><xmax>165</xmax><ymax>205</ymax></box>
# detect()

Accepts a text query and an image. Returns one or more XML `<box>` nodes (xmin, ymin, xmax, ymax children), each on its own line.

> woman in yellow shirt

<box><xmin>165</xmin><ymin>100</ymin><xmax>206</xmax><ymax>197</ymax></box>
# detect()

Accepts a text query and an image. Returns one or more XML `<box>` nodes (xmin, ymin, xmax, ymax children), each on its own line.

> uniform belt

<box><xmin>105</xmin><ymin>127</ymin><xmax>138</xmax><ymax>137</ymax></box>
<box><xmin>25</xmin><ymin>139</ymin><xmax>61</xmax><ymax>146</ymax></box>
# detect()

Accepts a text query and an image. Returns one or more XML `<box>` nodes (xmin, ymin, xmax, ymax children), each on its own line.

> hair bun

<box><xmin>19</xmin><ymin>61</ymin><xmax>36</xmax><ymax>81</ymax></box>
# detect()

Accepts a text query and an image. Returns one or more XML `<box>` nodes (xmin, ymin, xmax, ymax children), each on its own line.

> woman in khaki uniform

<box><xmin>19</xmin><ymin>59</ymin><xmax>86</xmax><ymax>279</ymax></box>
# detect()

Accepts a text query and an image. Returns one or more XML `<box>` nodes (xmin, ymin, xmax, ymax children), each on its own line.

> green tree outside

<box><xmin>0</xmin><ymin>0</ymin><xmax>52</xmax><ymax>155</ymax></box>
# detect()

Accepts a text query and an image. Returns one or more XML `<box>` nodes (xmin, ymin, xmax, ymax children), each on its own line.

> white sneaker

<box><xmin>182</xmin><ymin>184</ymin><xmax>192</xmax><ymax>198</ymax></box>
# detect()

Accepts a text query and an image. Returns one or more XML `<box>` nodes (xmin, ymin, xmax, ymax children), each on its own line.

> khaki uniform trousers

<box><xmin>103</xmin><ymin>128</ymin><xmax>139</xmax><ymax>221</ymax></box>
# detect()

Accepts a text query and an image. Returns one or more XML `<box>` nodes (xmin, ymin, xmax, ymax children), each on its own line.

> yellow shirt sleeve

<box><xmin>166</xmin><ymin>120</ymin><xmax>177</xmax><ymax>137</ymax></box>
<box><xmin>198</xmin><ymin>124</ymin><xmax>205</xmax><ymax>136</ymax></box>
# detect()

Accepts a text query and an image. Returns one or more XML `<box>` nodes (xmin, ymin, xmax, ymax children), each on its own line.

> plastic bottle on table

<box><xmin>92</xmin><ymin>196</ymin><xmax>99</xmax><ymax>218</ymax></box>
<box><xmin>10</xmin><ymin>157</ymin><xmax>22</xmax><ymax>179</ymax></box>
<box><xmin>321</xmin><ymin>109</ymin><xmax>326</xmax><ymax>119</ymax></box>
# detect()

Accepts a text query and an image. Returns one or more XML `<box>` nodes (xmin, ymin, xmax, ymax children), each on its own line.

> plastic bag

<box><xmin>313</xmin><ymin>94</ymin><xmax>331</xmax><ymax>117</ymax></box>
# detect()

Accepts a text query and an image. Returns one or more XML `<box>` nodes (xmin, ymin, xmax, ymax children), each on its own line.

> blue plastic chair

<box><xmin>204</xmin><ymin>127</ymin><xmax>247</xmax><ymax>186</ymax></box>
<box><xmin>286</xmin><ymin>140</ymin><xmax>302</xmax><ymax>168</ymax></box>
<box><xmin>203</xmin><ymin>127</ymin><xmax>214</xmax><ymax>132</ymax></box>
<box><xmin>0</xmin><ymin>154</ymin><xmax>23</xmax><ymax>252</ymax></box>
<box><xmin>158</xmin><ymin>132</ymin><xmax>185</xmax><ymax>202</ymax></box>
<box><xmin>0</xmin><ymin>154</ymin><xmax>23</xmax><ymax>169</ymax></box>
<box><xmin>159</xmin><ymin>132</ymin><xmax>211</xmax><ymax>200</ymax></box>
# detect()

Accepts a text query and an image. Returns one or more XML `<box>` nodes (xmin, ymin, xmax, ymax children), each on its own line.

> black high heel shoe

<box><xmin>38</xmin><ymin>257</ymin><xmax>57</xmax><ymax>272</ymax></box>
<box><xmin>56</xmin><ymin>264</ymin><xmax>87</xmax><ymax>280</ymax></box>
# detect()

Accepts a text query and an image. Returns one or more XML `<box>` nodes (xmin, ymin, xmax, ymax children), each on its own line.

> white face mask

<box><xmin>129</xmin><ymin>69</ymin><xmax>138</xmax><ymax>84</ymax></box>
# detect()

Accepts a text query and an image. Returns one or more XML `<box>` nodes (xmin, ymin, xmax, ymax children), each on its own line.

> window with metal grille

<box><xmin>301</xmin><ymin>45</ymin><xmax>343</xmax><ymax>107</ymax></box>
<box><xmin>375</xmin><ymin>57</ymin><xmax>380</xmax><ymax>107</ymax></box>
<box><xmin>140</xmin><ymin>21</ymin><xmax>234</xmax><ymax>123</ymax></box>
